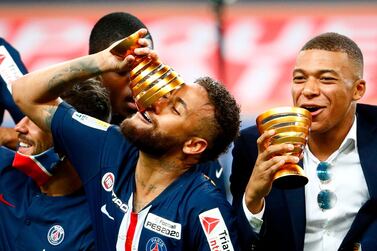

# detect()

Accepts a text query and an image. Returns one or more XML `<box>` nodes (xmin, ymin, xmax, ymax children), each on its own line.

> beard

<box><xmin>120</xmin><ymin>119</ymin><xmax>183</xmax><ymax>157</ymax></box>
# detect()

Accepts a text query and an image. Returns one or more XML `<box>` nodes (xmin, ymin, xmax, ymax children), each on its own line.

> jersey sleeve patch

<box><xmin>0</xmin><ymin>45</ymin><xmax>24</xmax><ymax>94</ymax></box>
<box><xmin>199</xmin><ymin>208</ymin><xmax>234</xmax><ymax>251</ymax></box>
<box><xmin>72</xmin><ymin>112</ymin><xmax>110</xmax><ymax>131</ymax></box>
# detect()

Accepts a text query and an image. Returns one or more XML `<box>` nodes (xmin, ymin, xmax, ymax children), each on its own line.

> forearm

<box><xmin>12</xmin><ymin>54</ymin><xmax>104</xmax><ymax>131</ymax></box>
<box><xmin>0</xmin><ymin>127</ymin><xmax>18</xmax><ymax>149</ymax></box>
<box><xmin>12</xmin><ymin>28</ymin><xmax>151</xmax><ymax>132</ymax></box>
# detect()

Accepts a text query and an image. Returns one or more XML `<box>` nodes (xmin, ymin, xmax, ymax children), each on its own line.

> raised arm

<box><xmin>12</xmin><ymin>28</ymin><xmax>152</xmax><ymax>132</ymax></box>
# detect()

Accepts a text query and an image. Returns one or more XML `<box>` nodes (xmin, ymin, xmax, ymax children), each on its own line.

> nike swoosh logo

<box><xmin>101</xmin><ymin>204</ymin><xmax>114</xmax><ymax>220</ymax></box>
<box><xmin>0</xmin><ymin>194</ymin><xmax>15</xmax><ymax>207</ymax></box>
<box><xmin>215</xmin><ymin>167</ymin><xmax>223</xmax><ymax>179</ymax></box>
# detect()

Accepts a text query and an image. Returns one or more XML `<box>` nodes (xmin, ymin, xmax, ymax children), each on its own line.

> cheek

<box><xmin>291</xmin><ymin>86</ymin><xmax>301</xmax><ymax>104</ymax></box>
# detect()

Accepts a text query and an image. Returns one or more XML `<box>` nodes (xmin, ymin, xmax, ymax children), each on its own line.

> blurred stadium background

<box><xmin>1</xmin><ymin>0</ymin><xmax>377</xmax><ymax>199</ymax></box>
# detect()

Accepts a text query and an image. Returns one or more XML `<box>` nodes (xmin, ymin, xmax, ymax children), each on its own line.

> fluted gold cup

<box><xmin>110</xmin><ymin>31</ymin><xmax>185</xmax><ymax>112</ymax></box>
<box><xmin>256</xmin><ymin>107</ymin><xmax>311</xmax><ymax>189</ymax></box>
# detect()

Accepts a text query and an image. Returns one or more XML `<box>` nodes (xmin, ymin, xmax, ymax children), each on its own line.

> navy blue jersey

<box><xmin>51</xmin><ymin>102</ymin><xmax>239</xmax><ymax>251</ymax></box>
<box><xmin>0</xmin><ymin>146</ymin><xmax>94</xmax><ymax>250</ymax></box>
<box><xmin>0</xmin><ymin>38</ymin><xmax>28</xmax><ymax>124</ymax></box>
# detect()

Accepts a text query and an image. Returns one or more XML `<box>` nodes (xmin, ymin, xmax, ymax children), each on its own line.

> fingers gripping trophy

<box><xmin>256</xmin><ymin>107</ymin><xmax>312</xmax><ymax>189</ymax></box>
<box><xmin>110</xmin><ymin>31</ymin><xmax>185</xmax><ymax>112</ymax></box>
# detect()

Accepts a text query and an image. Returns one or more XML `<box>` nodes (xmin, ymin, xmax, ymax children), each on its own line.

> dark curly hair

<box><xmin>301</xmin><ymin>32</ymin><xmax>364</xmax><ymax>78</ymax></box>
<box><xmin>89</xmin><ymin>12</ymin><xmax>154</xmax><ymax>54</ymax></box>
<box><xmin>60</xmin><ymin>78</ymin><xmax>111</xmax><ymax>122</ymax></box>
<box><xmin>195</xmin><ymin>77</ymin><xmax>241</xmax><ymax>162</ymax></box>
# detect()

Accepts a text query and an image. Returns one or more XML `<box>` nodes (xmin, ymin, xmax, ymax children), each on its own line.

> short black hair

<box><xmin>301</xmin><ymin>32</ymin><xmax>364</xmax><ymax>77</ymax></box>
<box><xmin>60</xmin><ymin>78</ymin><xmax>111</xmax><ymax>122</ymax></box>
<box><xmin>195</xmin><ymin>77</ymin><xmax>241</xmax><ymax>162</ymax></box>
<box><xmin>89</xmin><ymin>12</ymin><xmax>154</xmax><ymax>54</ymax></box>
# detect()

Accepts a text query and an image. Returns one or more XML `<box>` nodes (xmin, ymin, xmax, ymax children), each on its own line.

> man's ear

<box><xmin>182</xmin><ymin>137</ymin><xmax>208</xmax><ymax>155</ymax></box>
<box><xmin>353</xmin><ymin>79</ymin><xmax>366</xmax><ymax>101</ymax></box>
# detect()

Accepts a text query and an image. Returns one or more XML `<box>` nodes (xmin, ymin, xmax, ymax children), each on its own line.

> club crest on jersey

<box><xmin>146</xmin><ymin>237</ymin><xmax>167</xmax><ymax>251</ymax></box>
<box><xmin>72</xmin><ymin>112</ymin><xmax>110</xmax><ymax>131</ymax></box>
<box><xmin>47</xmin><ymin>225</ymin><xmax>65</xmax><ymax>246</ymax></box>
<box><xmin>102</xmin><ymin>172</ymin><xmax>115</xmax><ymax>192</ymax></box>
<box><xmin>199</xmin><ymin>208</ymin><xmax>234</xmax><ymax>251</ymax></box>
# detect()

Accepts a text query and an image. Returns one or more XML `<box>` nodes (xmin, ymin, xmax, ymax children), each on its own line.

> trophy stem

<box><xmin>273</xmin><ymin>163</ymin><xmax>308</xmax><ymax>189</ymax></box>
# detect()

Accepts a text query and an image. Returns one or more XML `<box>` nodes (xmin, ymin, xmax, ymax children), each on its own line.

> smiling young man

<box><xmin>0</xmin><ymin>78</ymin><xmax>111</xmax><ymax>250</ymax></box>
<box><xmin>231</xmin><ymin>32</ymin><xmax>377</xmax><ymax>251</ymax></box>
<box><xmin>12</xmin><ymin>29</ymin><xmax>241</xmax><ymax>251</ymax></box>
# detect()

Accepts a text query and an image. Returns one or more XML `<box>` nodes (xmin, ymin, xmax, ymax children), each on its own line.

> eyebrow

<box><xmin>293</xmin><ymin>69</ymin><xmax>339</xmax><ymax>76</ymax></box>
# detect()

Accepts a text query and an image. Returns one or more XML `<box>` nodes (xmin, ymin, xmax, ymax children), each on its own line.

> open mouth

<box><xmin>301</xmin><ymin>105</ymin><xmax>322</xmax><ymax>113</ymax></box>
<box><xmin>141</xmin><ymin>111</ymin><xmax>152</xmax><ymax>123</ymax></box>
<box><xmin>18</xmin><ymin>141</ymin><xmax>31</xmax><ymax>148</ymax></box>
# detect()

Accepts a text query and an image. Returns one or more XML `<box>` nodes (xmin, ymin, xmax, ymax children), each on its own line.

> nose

<box><xmin>302</xmin><ymin>77</ymin><xmax>320</xmax><ymax>98</ymax></box>
<box><xmin>14</xmin><ymin>117</ymin><xmax>29</xmax><ymax>134</ymax></box>
<box><xmin>149</xmin><ymin>96</ymin><xmax>170</xmax><ymax>114</ymax></box>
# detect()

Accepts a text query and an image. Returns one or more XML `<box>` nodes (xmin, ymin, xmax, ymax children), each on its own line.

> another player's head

<box><xmin>291</xmin><ymin>32</ymin><xmax>365</xmax><ymax>134</ymax></box>
<box><xmin>89</xmin><ymin>12</ymin><xmax>154</xmax><ymax>121</ymax></box>
<box><xmin>121</xmin><ymin>77</ymin><xmax>240</xmax><ymax>163</ymax></box>
<box><xmin>15</xmin><ymin>78</ymin><xmax>111</xmax><ymax>156</ymax></box>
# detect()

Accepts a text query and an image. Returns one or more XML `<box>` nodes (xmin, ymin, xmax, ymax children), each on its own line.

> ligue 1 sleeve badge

<box><xmin>47</xmin><ymin>225</ymin><xmax>65</xmax><ymax>246</ymax></box>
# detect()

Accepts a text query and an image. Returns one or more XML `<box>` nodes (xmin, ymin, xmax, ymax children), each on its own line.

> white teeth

<box><xmin>141</xmin><ymin>111</ymin><xmax>152</xmax><ymax>123</ymax></box>
<box><xmin>19</xmin><ymin>142</ymin><xmax>30</xmax><ymax>148</ymax></box>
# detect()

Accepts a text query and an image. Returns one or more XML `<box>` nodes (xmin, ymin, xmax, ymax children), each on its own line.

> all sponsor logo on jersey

<box><xmin>72</xmin><ymin>112</ymin><xmax>110</xmax><ymax>131</ymax></box>
<box><xmin>144</xmin><ymin>213</ymin><xmax>181</xmax><ymax>240</ymax></box>
<box><xmin>146</xmin><ymin>237</ymin><xmax>167</xmax><ymax>251</ymax></box>
<box><xmin>102</xmin><ymin>172</ymin><xmax>115</xmax><ymax>191</ymax></box>
<box><xmin>199</xmin><ymin>208</ymin><xmax>234</xmax><ymax>251</ymax></box>
<box><xmin>111</xmin><ymin>190</ymin><xmax>128</xmax><ymax>213</ymax></box>
<box><xmin>47</xmin><ymin>225</ymin><xmax>65</xmax><ymax>246</ymax></box>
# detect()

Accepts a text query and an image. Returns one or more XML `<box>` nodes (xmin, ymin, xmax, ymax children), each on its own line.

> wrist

<box><xmin>244</xmin><ymin>190</ymin><xmax>265</xmax><ymax>214</ymax></box>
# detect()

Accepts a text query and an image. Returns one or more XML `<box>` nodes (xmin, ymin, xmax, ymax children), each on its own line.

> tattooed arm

<box><xmin>12</xmin><ymin>28</ymin><xmax>152</xmax><ymax>132</ymax></box>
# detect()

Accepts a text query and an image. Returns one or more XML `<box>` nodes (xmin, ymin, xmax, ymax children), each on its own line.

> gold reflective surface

<box><xmin>110</xmin><ymin>32</ymin><xmax>185</xmax><ymax>112</ymax></box>
<box><xmin>256</xmin><ymin>106</ymin><xmax>312</xmax><ymax>189</ymax></box>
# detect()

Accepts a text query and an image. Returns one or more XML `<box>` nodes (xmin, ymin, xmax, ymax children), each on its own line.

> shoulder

<box><xmin>186</xmin><ymin>173</ymin><xmax>231</xmax><ymax>211</ymax></box>
<box><xmin>233</xmin><ymin>125</ymin><xmax>259</xmax><ymax>155</ymax></box>
<box><xmin>357</xmin><ymin>103</ymin><xmax>377</xmax><ymax>117</ymax></box>
<box><xmin>356</xmin><ymin>103</ymin><xmax>377</xmax><ymax>128</ymax></box>
<box><xmin>237</xmin><ymin>125</ymin><xmax>259</xmax><ymax>144</ymax></box>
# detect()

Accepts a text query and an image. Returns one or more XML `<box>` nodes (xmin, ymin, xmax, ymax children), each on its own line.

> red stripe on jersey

<box><xmin>125</xmin><ymin>212</ymin><xmax>138</xmax><ymax>251</ymax></box>
<box><xmin>12</xmin><ymin>153</ymin><xmax>51</xmax><ymax>186</ymax></box>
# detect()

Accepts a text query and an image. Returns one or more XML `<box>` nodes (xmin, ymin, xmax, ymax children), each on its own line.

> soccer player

<box><xmin>12</xmin><ymin>29</ymin><xmax>242</xmax><ymax>250</ymax></box>
<box><xmin>0</xmin><ymin>78</ymin><xmax>111</xmax><ymax>250</ymax></box>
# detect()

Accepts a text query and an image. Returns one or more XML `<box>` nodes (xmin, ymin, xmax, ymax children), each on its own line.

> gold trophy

<box><xmin>110</xmin><ymin>31</ymin><xmax>185</xmax><ymax>112</ymax></box>
<box><xmin>256</xmin><ymin>107</ymin><xmax>312</xmax><ymax>189</ymax></box>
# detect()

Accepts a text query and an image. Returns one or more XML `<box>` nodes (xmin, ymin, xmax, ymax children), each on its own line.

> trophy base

<box><xmin>273</xmin><ymin>164</ymin><xmax>308</xmax><ymax>189</ymax></box>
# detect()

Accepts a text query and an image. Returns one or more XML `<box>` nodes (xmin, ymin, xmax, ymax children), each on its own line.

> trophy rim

<box><xmin>256</xmin><ymin>106</ymin><xmax>312</xmax><ymax>126</ymax></box>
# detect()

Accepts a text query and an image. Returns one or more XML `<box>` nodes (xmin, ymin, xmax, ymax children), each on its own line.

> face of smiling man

<box><xmin>291</xmin><ymin>49</ymin><xmax>365</xmax><ymax>136</ymax></box>
<box><xmin>15</xmin><ymin>117</ymin><xmax>53</xmax><ymax>155</ymax></box>
<box><xmin>121</xmin><ymin>82</ymin><xmax>214</xmax><ymax>157</ymax></box>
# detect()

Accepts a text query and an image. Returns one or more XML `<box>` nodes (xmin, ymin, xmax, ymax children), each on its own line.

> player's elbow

<box><xmin>12</xmin><ymin>76</ymin><xmax>35</xmax><ymax>114</ymax></box>
<box><xmin>12</xmin><ymin>78</ymin><xmax>25</xmax><ymax>108</ymax></box>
